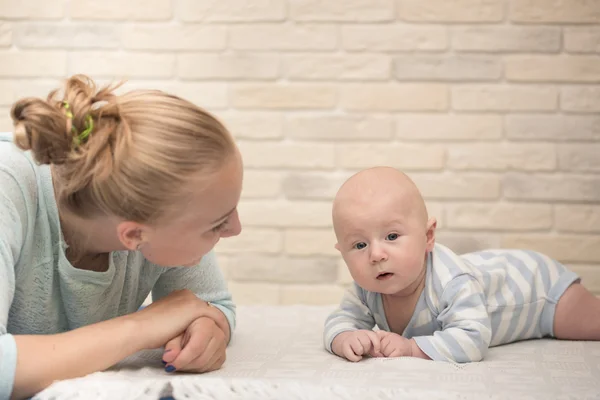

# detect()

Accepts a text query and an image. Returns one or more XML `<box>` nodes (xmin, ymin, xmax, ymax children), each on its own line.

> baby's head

<box><xmin>333</xmin><ymin>167</ymin><xmax>436</xmax><ymax>295</ymax></box>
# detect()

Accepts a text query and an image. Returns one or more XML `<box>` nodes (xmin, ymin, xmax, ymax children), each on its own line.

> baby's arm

<box><xmin>412</xmin><ymin>274</ymin><xmax>492</xmax><ymax>363</ymax></box>
<box><xmin>324</xmin><ymin>283</ymin><xmax>377</xmax><ymax>356</ymax></box>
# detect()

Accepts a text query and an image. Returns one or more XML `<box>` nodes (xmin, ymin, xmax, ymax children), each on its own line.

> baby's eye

<box><xmin>354</xmin><ymin>242</ymin><xmax>367</xmax><ymax>250</ymax></box>
<box><xmin>386</xmin><ymin>233</ymin><xmax>399</xmax><ymax>241</ymax></box>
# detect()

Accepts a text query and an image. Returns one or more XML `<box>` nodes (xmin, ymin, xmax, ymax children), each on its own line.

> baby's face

<box><xmin>334</xmin><ymin>195</ymin><xmax>431</xmax><ymax>295</ymax></box>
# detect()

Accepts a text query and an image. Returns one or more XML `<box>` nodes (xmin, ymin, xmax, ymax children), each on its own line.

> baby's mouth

<box><xmin>376</xmin><ymin>272</ymin><xmax>394</xmax><ymax>280</ymax></box>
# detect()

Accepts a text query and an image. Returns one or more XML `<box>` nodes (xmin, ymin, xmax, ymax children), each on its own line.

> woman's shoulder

<box><xmin>0</xmin><ymin>133</ymin><xmax>39</xmax><ymax>185</ymax></box>
<box><xmin>0</xmin><ymin>133</ymin><xmax>41</xmax><ymax>211</ymax></box>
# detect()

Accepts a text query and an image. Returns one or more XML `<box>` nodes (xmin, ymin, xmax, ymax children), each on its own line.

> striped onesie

<box><xmin>324</xmin><ymin>243</ymin><xmax>579</xmax><ymax>363</ymax></box>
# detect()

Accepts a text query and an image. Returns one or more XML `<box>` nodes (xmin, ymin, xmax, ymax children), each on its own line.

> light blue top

<box><xmin>324</xmin><ymin>243</ymin><xmax>578</xmax><ymax>363</ymax></box>
<box><xmin>0</xmin><ymin>134</ymin><xmax>235</xmax><ymax>399</ymax></box>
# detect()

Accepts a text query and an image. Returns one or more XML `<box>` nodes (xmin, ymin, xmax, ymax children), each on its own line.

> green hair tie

<box><xmin>62</xmin><ymin>101</ymin><xmax>94</xmax><ymax>146</ymax></box>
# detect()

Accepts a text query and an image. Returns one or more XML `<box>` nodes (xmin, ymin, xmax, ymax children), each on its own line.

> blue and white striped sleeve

<box><xmin>323</xmin><ymin>282</ymin><xmax>376</xmax><ymax>353</ymax></box>
<box><xmin>413</xmin><ymin>274</ymin><xmax>492</xmax><ymax>363</ymax></box>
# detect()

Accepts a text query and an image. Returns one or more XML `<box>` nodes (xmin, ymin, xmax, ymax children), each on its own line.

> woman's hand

<box><xmin>161</xmin><ymin>317</ymin><xmax>227</xmax><ymax>373</ymax></box>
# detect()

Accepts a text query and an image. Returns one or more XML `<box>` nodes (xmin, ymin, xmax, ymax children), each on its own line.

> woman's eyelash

<box><xmin>212</xmin><ymin>220</ymin><xmax>228</xmax><ymax>233</ymax></box>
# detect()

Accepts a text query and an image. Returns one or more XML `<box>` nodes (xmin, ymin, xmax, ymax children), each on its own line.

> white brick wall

<box><xmin>1</xmin><ymin>0</ymin><xmax>599</xmax><ymax>304</ymax></box>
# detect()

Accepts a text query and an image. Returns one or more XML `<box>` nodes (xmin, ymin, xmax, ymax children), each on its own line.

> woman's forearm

<box><xmin>12</xmin><ymin>314</ymin><xmax>141</xmax><ymax>400</ymax></box>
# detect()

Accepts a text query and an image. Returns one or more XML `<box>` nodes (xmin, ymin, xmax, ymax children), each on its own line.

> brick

<box><xmin>14</xmin><ymin>23</ymin><xmax>120</xmax><ymax>49</ymax></box>
<box><xmin>280</xmin><ymin>285</ymin><xmax>346</xmax><ymax>305</ymax></box>
<box><xmin>395</xmin><ymin>55</ymin><xmax>502</xmax><ymax>81</ymax></box>
<box><xmin>290</xmin><ymin>0</ymin><xmax>393</xmax><ymax>21</ymax></box>
<box><xmin>0</xmin><ymin>0</ymin><xmax>66</xmax><ymax>19</ymax></box>
<box><xmin>123</xmin><ymin>25</ymin><xmax>227</xmax><ymax>50</ymax></box>
<box><xmin>509</xmin><ymin>0</ymin><xmax>600</xmax><ymax>23</ymax></box>
<box><xmin>284</xmin><ymin>229</ymin><xmax>338</xmax><ymax>256</ymax></box>
<box><xmin>218</xmin><ymin>112</ymin><xmax>283</xmax><ymax>140</ymax></box>
<box><xmin>447</xmin><ymin>143</ymin><xmax>557</xmax><ymax>172</ymax></box>
<box><xmin>166</xmin><ymin>83</ymin><xmax>228</xmax><ymax>109</ymax></box>
<box><xmin>565</xmin><ymin>28</ymin><xmax>600</xmax><ymax>53</ymax></box>
<box><xmin>506</xmin><ymin>56</ymin><xmax>600</xmax><ymax>83</ymax></box>
<box><xmin>215</xmin><ymin>228</ymin><xmax>282</xmax><ymax>254</ymax></box>
<box><xmin>238</xmin><ymin>142</ymin><xmax>334</xmax><ymax>169</ymax></box>
<box><xmin>336</xmin><ymin>144</ymin><xmax>445</xmax><ymax>170</ymax></box>
<box><xmin>426</xmin><ymin>203</ymin><xmax>445</xmax><ymax>227</ymax></box>
<box><xmin>238</xmin><ymin>200</ymin><xmax>332</xmax><ymax>228</ymax></box>
<box><xmin>337</xmin><ymin>259</ymin><xmax>354</xmax><ymax>285</ymax></box>
<box><xmin>398</xmin><ymin>0</ymin><xmax>504</xmax><ymax>22</ymax></box>
<box><xmin>453</xmin><ymin>27</ymin><xmax>560</xmax><ymax>53</ymax></box>
<box><xmin>501</xmin><ymin>235</ymin><xmax>600</xmax><ymax>264</ymax></box>
<box><xmin>452</xmin><ymin>85</ymin><xmax>558</xmax><ymax>111</ymax></box>
<box><xmin>119</xmin><ymin>81</ymin><xmax>229</xmax><ymax>109</ymax></box>
<box><xmin>555</xmin><ymin>205</ymin><xmax>600</xmax><ymax>234</ymax></box>
<box><xmin>411</xmin><ymin>173</ymin><xmax>501</xmax><ymax>200</ymax></box>
<box><xmin>178</xmin><ymin>53</ymin><xmax>280</xmax><ymax>80</ymax></box>
<box><xmin>568</xmin><ymin>265</ymin><xmax>600</xmax><ymax>294</ymax></box>
<box><xmin>178</xmin><ymin>0</ymin><xmax>285</xmax><ymax>22</ymax></box>
<box><xmin>71</xmin><ymin>0</ymin><xmax>171</xmax><ymax>20</ymax></box>
<box><xmin>282</xmin><ymin>173</ymin><xmax>346</xmax><ymax>200</ymax></box>
<box><xmin>228</xmin><ymin>255</ymin><xmax>338</xmax><ymax>283</ymax></box>
<box><xmin>0</xmin><ymin>80</ymin><xmax>57</xmax><ymax>106</ymax></box>
<box><xmin>506</xmin><ymin>115</ymin><xmax>600</xmax><ymax>141</ymax></box>
<box><xmin>229</xmin><ymin>282</ymin><xmax>280</xmax><ymax>305</ymax></box>
<box><xmin>284</xmin><ymin>54</ymin><xmax>391</xmax><ymax>81</ymax></box>
<box><xmin>503</xmin><ymin>173</ymin><xmax>600</xmax><ymax>202</ymax></box>
<box><xmin>0</xmin><ymin>51</ymin><xmax>66</xmax><ymax>78</ymax></box>
<box><xmin>230</xmin><ymin>24</ymin><xmax>337</xmax><ymax>51</ymax></box>
<box><xmin>286</xmin><ymin>115</ymin><xmax>394</xmax><ymax>141</ymax></box>
<box><xmin>0</xmin><ymin>23</ymin><xmax>12</xmax><ymax>47</ymax></box>
<box><xmin>342</xmin><ymin>26</ymin><xmax>447</xmax><ymax>52</ymax></box>
<box><xmin>341</xmin><ymin>84</ymin><xmax>448</xmax><ymax>111</ymax></box>
<box><xmin>396</xmin><ymin>114</ymin><xmax>502</xmax><ymax>141</ymax></box>
<box><xmin>231</xmin><ymin>84</ymin><xmax>337</xmax><ymax>110</ymax></box>
<box><xmin>561</xmin><ymin>87</ymin><xmax>600</xmax><ymax>113</ymax></box>
<box><xmin>435</xmin><ymin>232</ymin><xmax>501</xmax><ymax>255</ymax></box>
<box><xmin>69</xmin><ymin>52</ymin><xmax>175</xmax><ymax>79</ymax></box>
<box><xmin>446</xmin><ymin>203</ymin><xmax>552</xmax><ymax>231</ymax></box>
<box><xmin>240</xmin><ymin>170</ymin><xmax>283</xmax><ymax>199</ymax></box>
<box><xmin>558</xmin><ymin>144</ymin><xmax>600</xmax><ymax>172</ymax></box>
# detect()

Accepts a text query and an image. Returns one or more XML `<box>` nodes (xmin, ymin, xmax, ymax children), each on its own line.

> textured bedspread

<box><xmin>36</xmin><ymin>305</ymin><xmax>600</xmax><ymax>400</ymax></box>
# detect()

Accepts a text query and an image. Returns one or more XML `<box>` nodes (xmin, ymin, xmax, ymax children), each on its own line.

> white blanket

<box><xmin>36</xmin><ymin>306</ymin><xmax>600</xmax><ymax>400</ymax></box>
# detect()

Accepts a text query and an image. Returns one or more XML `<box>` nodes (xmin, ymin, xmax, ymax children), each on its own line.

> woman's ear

<box><xmin>425</xmin><ymin>217</ymin><xmax>437</xmax><ymax>253</ymax></box>
<box><xmin>117</xmin><ymin>221</ymin><xmax>148</xmax><ymax>251</ymax></box>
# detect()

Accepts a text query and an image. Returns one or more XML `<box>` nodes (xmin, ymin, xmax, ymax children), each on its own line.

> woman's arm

<box><xmin>11</xmin><ymin>289</ymin><xmax>220</xmax><ymax>400</ymax></box>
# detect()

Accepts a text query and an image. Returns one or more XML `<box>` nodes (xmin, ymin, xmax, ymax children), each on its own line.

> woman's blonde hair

<box><xmin>10</xmin><ymin>75</ymin><xmax>237</xmax><ymax>224</ymax></box>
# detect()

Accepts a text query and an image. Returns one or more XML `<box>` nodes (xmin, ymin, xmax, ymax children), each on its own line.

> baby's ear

<box><xmin>425</xmin><ymin>217</ymin><xmax>437</xmax><ymax>252</ymax></box>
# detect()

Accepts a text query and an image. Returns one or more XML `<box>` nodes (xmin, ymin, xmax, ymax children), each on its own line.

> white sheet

<box><xmin>36</xmin><ymin>306</ymin><xmax>600</xmax><ymax>400</ymax></box>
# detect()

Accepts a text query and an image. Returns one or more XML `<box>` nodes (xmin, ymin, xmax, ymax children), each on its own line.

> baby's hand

<box><xmin>377</xmin><ymin>331</ymin><xmax>412</xmax><ymax>358</ymax></box>
<box><xmin>332</xmin><ymin>330</ymin><xmax>382</xmax><ymax>362</ymax></box>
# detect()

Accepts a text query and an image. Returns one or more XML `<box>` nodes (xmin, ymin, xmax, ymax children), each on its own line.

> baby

<box><xmin>324</xmin><ymin>167</ymin><xmax>600</xmax><ymax>363</ymax></box>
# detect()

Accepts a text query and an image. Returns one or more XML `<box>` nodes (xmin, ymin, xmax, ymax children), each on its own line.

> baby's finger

<box><xmin>345</xmin><ymin>342</ymin><xmax>363</xmax><ymax>362</ymax></box>
<box><xmin>381</xmin><ymin>337</ymin><xmax>392</xmax><ymax>357</ymax></box>
<box><xmin>388</xmin><ymin>347</ymin><xmax>403</xmax><ymax>358</ymax></box>
<box><xmin>349</xmin><ymin>338</ymin><xmax>365</xmax><ymax>356</ymax></box>
<box><xmin>365</xmin><ymin>331</ymin><xmax>381</xmax><ymax>355</ymax></box>
<box><xmin>356</xmin><ymin>334</ymin><xmax>373</xmax><ymax>355</ymax></box>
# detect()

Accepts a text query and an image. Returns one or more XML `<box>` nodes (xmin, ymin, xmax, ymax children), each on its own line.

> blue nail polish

<box><xmin>165</xmin><ymin>365</ymin><xmax>176</xmax><ymax>373</ymax></box>
<box><xmin>161</xmin><ymin>360</ymin><xmax>167</xmax><ymax>365</ymax></box>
